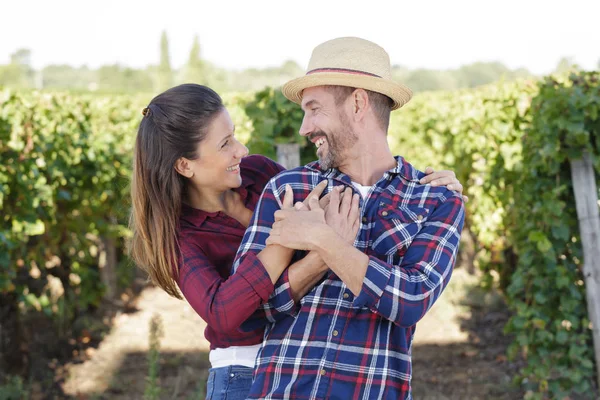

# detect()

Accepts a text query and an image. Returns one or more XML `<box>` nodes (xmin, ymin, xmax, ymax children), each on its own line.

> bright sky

<box><xmin>2</xmin><ymin>0</ymin><xmax>598</xmax><ymax>75</ymax></box>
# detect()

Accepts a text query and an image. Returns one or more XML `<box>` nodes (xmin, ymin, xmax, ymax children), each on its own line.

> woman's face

<box><xmin>186</xmin><ymin>108</ymin><xmax>249</xmax><ymax>192</ymax></box>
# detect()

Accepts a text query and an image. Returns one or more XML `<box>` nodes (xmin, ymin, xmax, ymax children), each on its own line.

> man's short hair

<box><xmin>325</xmin><ymin>85</ymin><xmax>393</xmax><ymax>131</ymax></box>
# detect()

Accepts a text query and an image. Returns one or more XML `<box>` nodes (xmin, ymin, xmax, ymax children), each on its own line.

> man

<box><xmin>232</xmin><ymin>37</ymin><xmax>465</xmax><ymax>400</ymax></box>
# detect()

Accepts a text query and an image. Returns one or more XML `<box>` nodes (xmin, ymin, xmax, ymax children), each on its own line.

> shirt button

<box><xmin>333</xmin><ymin>330</ymin><xmax>339</xmax><ymax>337</ymax></box>
<box><xmin>381</xmin><ymin>211</ymin><xmax>388</xmax><ymax>217</ymax></box>
<box><xmin>343</xmin><ymin>293</ymin><xmax>349</xmax><ymax>299</ymax></box>
<box><xmin>320</xmin><ymin>369</ymin><xmax>327</xmax><ymax>376</ymax></box>
<box><xmin>417</xmin><ymin>215</ymin><xmax>423</xmax><ymax>221</ymax></box>
<box><xmin>362</xmin><ymin>216</ymin><xmax>367</xmax><ymax>223</ymax></box>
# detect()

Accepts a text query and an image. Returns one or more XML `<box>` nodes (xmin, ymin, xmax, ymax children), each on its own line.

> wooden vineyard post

<box><xmin>570</xmin><ymin>151</ymin><xmax>600</xmax><ymax>388</ymax></box>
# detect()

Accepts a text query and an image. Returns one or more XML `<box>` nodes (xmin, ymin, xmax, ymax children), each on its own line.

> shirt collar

<box><xmin>305</xmin><ymin>156</ymin><xmax>421</xmax><ymax>184</ymax></box>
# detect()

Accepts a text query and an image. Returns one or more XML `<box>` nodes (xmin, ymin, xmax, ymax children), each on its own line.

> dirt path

<box><xmin>61</xmin><ymin>269</ymin><xmax>522</xmax><ymax>399</ymax></box>
<box><xmin>410</xmin><ymin>270</ymin><xmax>522</xmax><ymax>399</ymax></box>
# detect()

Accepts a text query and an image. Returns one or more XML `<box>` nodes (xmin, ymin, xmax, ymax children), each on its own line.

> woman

<box><xmin>128</xmin><ymin>84</ymin><xmax>464</xmax><ymax>399</ymax></box>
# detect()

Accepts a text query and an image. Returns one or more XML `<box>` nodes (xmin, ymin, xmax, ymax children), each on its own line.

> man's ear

<box><xmin>351</xmin><ymin>88</ymin><xmax>369</xmax><ymax>120</ymax></box>
<box><xmin>174</xmin><ymin>157</ymin><xmax>194</xmax><ymax>178</ymax></box>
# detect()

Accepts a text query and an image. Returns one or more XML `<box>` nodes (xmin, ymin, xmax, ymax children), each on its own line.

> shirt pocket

<box><xmin>371</xmin><ymin>206</ymin><xmax>429</xmax><ymax>258</ymax></box>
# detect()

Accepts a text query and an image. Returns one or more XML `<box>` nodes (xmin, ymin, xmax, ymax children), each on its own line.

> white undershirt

<box><xmin>351</xmin><ymin>181</ymin><xmax>373</xmax><ymax>199</ymax></box>
<box><xmin>209</xmin><ymin>344</ymin><xmax>261</xmax><ymax>368</ymax></box>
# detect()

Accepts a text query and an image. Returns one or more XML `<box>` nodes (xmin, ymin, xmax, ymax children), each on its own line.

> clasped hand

<box><xmin>266</xmin><ymin>181</ymin><xmax>360</xmax><ymax>251</ymax></box>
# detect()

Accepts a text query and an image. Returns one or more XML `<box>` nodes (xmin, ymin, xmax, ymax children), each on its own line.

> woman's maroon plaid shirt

<box><xmin>176</xmin><ymin>155</ymin><xmax>285</xmax><ymax>350</ymax></box>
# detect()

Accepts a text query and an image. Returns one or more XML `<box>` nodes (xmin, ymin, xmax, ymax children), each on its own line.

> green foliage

<box><xmin>0</xmin><ymin>88</ymin><xmax>253</xmax><ymax>340</ymax></box>
<box><xmin>244</xmin><ymin>87</ymin><xmax>314</xmax><ymax>165</ymax></box>
<box><xmin>0</xmin><ymin>88</ymin><xmax>146</xmax><ymax>330</ymax></box>
<box><xmin>2</xmin><ymin>72</ymin><xmax>599</xmax><ymax>398</ymax></box>
<box><xmin>504</xmin><ymin>71</ymin><xmax>600</xmax><ymax>398</ymax></box>
<box><xmin>389</xmin><ymin>79</ymin><xmax>538</xmax><ymax>287</ymax></box>
<box><xmin>388</xmin><ymin>73</ymin><xmax>599</xmax><ymax>397</ymax></box>
<box><xmin>221</xmin><ymin>91</ymin><xmax>254</xmax><ymax>146</ymax></box>
<box><xmin>0</xmin><ymin>375</ymin><xmax>28</xmax><ymax>400</ymax></box>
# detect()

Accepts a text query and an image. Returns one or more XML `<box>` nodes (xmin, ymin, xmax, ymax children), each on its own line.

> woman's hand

<box><xmin>267</xmin><ymin>194</ymin><xmax>327</xmax><ymax>251</ymax></box>
<box><xmin>419</xmin><ymin>167</ymin><xmax>469</xmax><ymax>202</ymax></box>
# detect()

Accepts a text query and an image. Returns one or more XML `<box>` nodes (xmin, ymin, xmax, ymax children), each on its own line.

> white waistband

<box><xmin>209</xmin><ymin>344</ymin><xmax>261</xmax><ymax>369</ymax></box>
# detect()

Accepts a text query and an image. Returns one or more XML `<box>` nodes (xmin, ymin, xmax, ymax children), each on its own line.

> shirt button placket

<box><xmin>316</xmin><ymin>363</ymin><xmax>330</xmax><ymax>399</ymax></box>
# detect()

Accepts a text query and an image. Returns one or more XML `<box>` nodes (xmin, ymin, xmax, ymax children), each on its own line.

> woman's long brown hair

<box><xmin>129</xmin><ymin>84</ymin><xmax>224</xmax><ymax>299</ymax></box>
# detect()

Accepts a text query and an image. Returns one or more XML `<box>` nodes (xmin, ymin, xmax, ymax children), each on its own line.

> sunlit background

<box><xmin>1</xmin><ymin>1</ymin><xmax>599</xmax><ymax>399</ymax></box>
<box><xmin>2</xmin><ymin>0</ymin><xmax>599</xmax><ymax>93</ymax></box>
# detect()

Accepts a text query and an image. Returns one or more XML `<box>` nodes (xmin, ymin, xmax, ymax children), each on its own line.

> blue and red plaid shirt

<box><xmin>232</xmin><ymin>156</ymin><xmax>465</xmax><ymax>400</ymax></box>
<box><xmin>176</xmin><ymin>154</ymin><xmax>285</xmax><ymax>350</ymax></box>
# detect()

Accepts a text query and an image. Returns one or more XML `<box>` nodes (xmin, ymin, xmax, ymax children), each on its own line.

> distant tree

<box><xmin>511</xmin><ymin>67</ymin><xmax>533</xmax><ymax>79</ymax></box>
<box><xmin>182</xmin><ymin>35</ymin><xmax>206</xmax><ymax>85</ymax></box>
<box><xmin>156</xmin><ymin>31</ymin><xmax>173</xmax><ymax>91</ymax></box>
<box><xmin>10</xmin><ymin>49</ymin><xmax>32</xmax><ymax>66</ymax></box>
<box><xmin>456</xmin><ymin>62</ymin><xmax>512</xmax><ymax>88</ymax></box>
<box><xmin>280</xmin><ymin>60</ymin><xmax>303</xmax><ymax>77</ymax></box>
<box><xmin>0</xmin><ymin>48</ymin><xmax>34</xmax><ymax>88</ymax></box>
<box><xmin>41</xmin><ymin>64</ymin><xmax>95</xmax><ymax>90</ymax></box>
<box><xmin>97</xmin><ymin>64</ymin><xmax>153</xmax><ymax>93</ymax></box>
<box><xmin>554</xmin><ymin>57</ymin><xmax>577</xmax><ymax>74</ymax></box>
<box><xmin>405</xmin><ymin>69</ymin><xmax>459</xmax><ymax>92</ymax></box>
<box><xmin>202</xmin><ymin>60</ymin><xmax>232</xmax><ymax>93</ymax></box>
<box><xmin>391</xmin><ymin>65</ymin><xmax>411</xmax><ymax>85</ymax></box>
<box><xmin>0</xmin><ymin>45</ymin><xmax>536</xmax><ymax>94</ymax></box>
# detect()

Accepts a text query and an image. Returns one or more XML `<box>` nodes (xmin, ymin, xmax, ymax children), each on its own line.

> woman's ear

<box><xmin>174</xmin><ymin>157</ymin><xmax>194</xmax><ymax>178</ymax></box>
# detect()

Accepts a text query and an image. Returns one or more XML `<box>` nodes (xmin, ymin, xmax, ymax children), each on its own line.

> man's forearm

<box><xmin>313</xmin><ymin>227</ymin><xmax>369</xmax><ymax>296</ymax></box>
<box><xmin>287</xmin><ymin>251</ymin><xmax>328</xmax><ymax>302</ymax></box>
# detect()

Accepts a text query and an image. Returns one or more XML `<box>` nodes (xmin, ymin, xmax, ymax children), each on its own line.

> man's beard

<box><xmin>313</xmin><ymin>115</ymin><xmax>357</xmax><ymax>170</ymax></box>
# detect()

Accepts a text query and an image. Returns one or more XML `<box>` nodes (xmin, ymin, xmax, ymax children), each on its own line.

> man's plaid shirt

<box><xmin>232</xmin><ymin>156</ymin><xmax>465</xmax><ymax>400</ymax></box>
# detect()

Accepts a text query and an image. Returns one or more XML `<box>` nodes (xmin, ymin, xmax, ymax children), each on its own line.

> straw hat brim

<box><xmin>282</xmin><ymin>72</ymin><xmax>413</xmax><ymax>111</ymax></box>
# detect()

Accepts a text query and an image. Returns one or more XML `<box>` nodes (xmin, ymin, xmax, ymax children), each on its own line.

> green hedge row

<box><xmin>1</xmin><ymin>73</ymin><xmax>598</xmax><ymax>397</ymax></box>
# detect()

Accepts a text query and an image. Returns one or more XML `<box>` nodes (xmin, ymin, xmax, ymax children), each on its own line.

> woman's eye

<box><xmin>221</xmin><ymin>140</ymin><xmax>229</xmax><ymax>149</ymax></box>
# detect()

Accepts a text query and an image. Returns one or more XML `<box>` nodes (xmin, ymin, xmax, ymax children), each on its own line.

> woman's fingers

<box><xmin>303</xmin><ymin>180</ymin><xmax>328</xmax><ymax>207</ymax></box>
<box><xmin>282</xmin><ymin>184</ymin><xmax>293</xmax><ymax>209</ymax></box>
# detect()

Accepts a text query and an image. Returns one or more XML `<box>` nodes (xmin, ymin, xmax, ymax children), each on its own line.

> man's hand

<box><xmin>267</xmin><ymin>196</ymin><xmax>328</xmax><ymax>251</ymax></box>
<box><xmin>324</xmin><ymin>186</ymin><xmax>360</xmax><ymax>245</ymax></box>
<box><xmin>419</xmin><ymin>167</ymin><xmax>469</xmax><ymax>203</ymax></box>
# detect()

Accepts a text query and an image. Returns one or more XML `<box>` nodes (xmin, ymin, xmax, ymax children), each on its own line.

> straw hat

<box><xmin>282</xmin><ymin>37</ymin><xmax>413</xmax><ymax>110</ymax></box>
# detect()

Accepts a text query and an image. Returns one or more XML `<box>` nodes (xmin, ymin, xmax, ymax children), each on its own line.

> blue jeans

<box><xmin>205</xmin><ymin>365</ymin><xmax>253</xmax><ymax>400</ymax></box>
